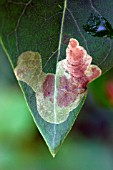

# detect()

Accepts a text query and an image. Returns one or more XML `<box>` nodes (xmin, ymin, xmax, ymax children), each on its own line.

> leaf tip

<box><xmin>50</xmin><ymin>149</ymin><xmax>57</xmax><ymax>158</ymax></box>
<box><xmin>51</xmin><ymin>153</ymin><xmax>56</xmax><ymax>158</ymax></box>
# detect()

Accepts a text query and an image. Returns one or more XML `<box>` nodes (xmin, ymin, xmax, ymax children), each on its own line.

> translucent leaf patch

<box><xmin>14</xmin><ymin>38</ymin><xmax>102</xmax><ymax>124</ymax></box>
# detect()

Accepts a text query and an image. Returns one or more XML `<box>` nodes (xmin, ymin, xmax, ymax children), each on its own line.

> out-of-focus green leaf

<box><xmin>0</xmin><ymin>135</ymin><xmax>113</xmax><ymax>170</ymax></box>
<box><xmin>0</xmin><ymin>86</ymin><xmax>36</xmax><ymax>138</ymax></box>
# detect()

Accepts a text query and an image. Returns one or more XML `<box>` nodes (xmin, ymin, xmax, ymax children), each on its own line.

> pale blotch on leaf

<box><xmin>14</xmin><ymin>51</ymin><xmax>46</xmax><ymax>92</ymax></box>
<box><xmin>14</xmin><ymin>38</ymin><xmax>102</xmax><ymax>124</ymax></box>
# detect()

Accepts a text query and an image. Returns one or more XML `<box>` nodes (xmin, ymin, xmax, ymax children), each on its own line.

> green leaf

<box><xmin>0</xmin><ymin>0</ymin><xmax>113</xmax><ymax>156</ymax></box>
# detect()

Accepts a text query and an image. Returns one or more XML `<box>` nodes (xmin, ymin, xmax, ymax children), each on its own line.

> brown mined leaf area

<box><xmin>43</xmin><ymin>74</ymin><xmax>55</xmax><ymax>102</ymax></box>
<box><xmin>14</xmin><ymin>51</ymin><xmax>46</xmax><ymax>92</ymax></box>
<box><xmin>57</xmin><ymin>76</ymin><xmax>85</xmax><ymax>107</ymax></box>
<box><xmin>14</xmin><ymin>38</ymin><xmax>102</xmax><ymax>124</ymax></box>
<box><xmin>57</xmin><ymin>38</ymin><xmax>102</xmax><ymax>107</ymax></box>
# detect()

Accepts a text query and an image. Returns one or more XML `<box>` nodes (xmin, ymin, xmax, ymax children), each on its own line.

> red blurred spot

<box><xmin>106</xmin><ymin>80</ymin><xmax>113</xmax><ymax>104</ymax></box>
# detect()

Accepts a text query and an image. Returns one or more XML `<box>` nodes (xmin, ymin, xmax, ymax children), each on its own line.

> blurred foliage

<box><xmin>89</xmin><ymin>68</ymin><xmax>113</xmax><ymax>108</ymax></box>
